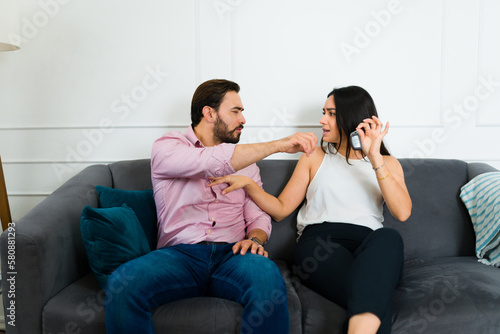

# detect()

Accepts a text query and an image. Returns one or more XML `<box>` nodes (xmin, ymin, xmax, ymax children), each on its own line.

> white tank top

<box><xmin>297</xmin><ymin>150</ymin><xmax>384</xmax><ymax>237</ymax></box>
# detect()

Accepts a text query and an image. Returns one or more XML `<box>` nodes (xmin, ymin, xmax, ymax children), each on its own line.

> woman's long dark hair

<box><xmin>321</xmin><ymin>86</ymin><xmax>390</xmax><ymax>163</ymax></box>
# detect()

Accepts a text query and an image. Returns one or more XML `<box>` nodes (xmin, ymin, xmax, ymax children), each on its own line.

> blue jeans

<box><xmin>105</xmin><ymin>243</ymin><xmax>289</xmax><ymax>334</ymax></box>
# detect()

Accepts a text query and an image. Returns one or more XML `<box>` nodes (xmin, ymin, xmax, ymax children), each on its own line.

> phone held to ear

<box><xmin>350</xmin><ymin>131</ymin><xmax>362</xmax><ymax>150</ymax></box>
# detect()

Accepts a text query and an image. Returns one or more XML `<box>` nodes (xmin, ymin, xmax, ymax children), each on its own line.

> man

<box><xmin>105</xmin><ymin>79</ymin><xmax>317</xmax><ymax>333</ymax></box>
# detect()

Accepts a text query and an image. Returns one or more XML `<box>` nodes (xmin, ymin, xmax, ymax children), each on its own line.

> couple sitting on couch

<box><xmin>104</xmin><ymin>79</ymin><xmax>412</xmax><ymax>334</ymax></box>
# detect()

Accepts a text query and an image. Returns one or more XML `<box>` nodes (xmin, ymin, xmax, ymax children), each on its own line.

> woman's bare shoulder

<box><xmin>383</xmin><ymin>155</ymin><xmax>405</xmax><ymax>174</ymax></box>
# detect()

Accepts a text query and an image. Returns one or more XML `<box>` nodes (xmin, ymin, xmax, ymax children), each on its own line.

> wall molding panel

<box><xmin>0</xmin><ymin>0</ymin><xmax>499</xmax><ymax>222</ymax></box>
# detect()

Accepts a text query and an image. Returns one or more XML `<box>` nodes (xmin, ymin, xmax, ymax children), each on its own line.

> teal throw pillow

<box><xmin>460</xmin><ymin>172</ymin><xmax>500</xmax><ymax>267</ymax></box>
<box><xmin>96</xmin><ymin>186</ymin><xmax>158</xmax><ymax>251</ymax></box>
<box><xmin>80</xmin><ymin>204</ymin><xmax>150</xmax><ymax>289</ymax></box>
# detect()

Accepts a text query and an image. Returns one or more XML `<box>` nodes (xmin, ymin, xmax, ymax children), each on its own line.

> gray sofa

<box><xmin>2</xmin><ymin>158</ymin><xmax>500</xmax><ymax>333</ymax></box>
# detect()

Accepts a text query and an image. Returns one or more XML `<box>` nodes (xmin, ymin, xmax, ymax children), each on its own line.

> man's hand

<box><xmin>277</xmin><ymin>132</ymin><xmax>318</xmax><ymax>157</ymax></box>
<box><xmin>233</xmin><ymin>238</ymin><xmax>268</xmax><ymax>257</ymax></box>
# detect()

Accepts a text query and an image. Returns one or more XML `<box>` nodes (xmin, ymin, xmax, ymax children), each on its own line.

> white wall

<box><xmin>0</xmin><ymin>0</ymin><xmax>499</xmax><ymax>222</ymax></box>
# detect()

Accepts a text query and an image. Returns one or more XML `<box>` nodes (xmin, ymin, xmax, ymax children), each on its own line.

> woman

<box><xmin>209</xmin><ymin>86</ymin><xmax>412</xmax><ymax>334</ymax></box>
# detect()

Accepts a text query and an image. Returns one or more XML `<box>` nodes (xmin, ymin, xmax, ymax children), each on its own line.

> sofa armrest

<box><xmin>467</xmin><ymin>162</ymin><xmax>499</xmax><ymax>181</ymax></box>
<box><xmin>0</xmin><ymin>165</ymin><xmax>112</xmax><ymax>334</ymax></box>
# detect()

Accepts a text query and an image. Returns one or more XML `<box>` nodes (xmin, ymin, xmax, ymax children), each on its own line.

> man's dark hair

<box><xmin>191</xmin><ymin>79</ymin><xmax>240</xmax><ymax>127</ymax></box>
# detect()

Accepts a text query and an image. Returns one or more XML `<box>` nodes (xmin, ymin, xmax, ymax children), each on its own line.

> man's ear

<box><xmin>202</xmin><ymin>106</ymin><xmax>215</xmax><ymax>123</ymax></box>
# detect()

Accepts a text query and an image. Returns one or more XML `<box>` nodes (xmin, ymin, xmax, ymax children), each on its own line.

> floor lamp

<box><xmin>0</xmin><ymin>156</ymin><xmax>12</xmax><ymax>231</ymax></box>
<box><xmin>0</xmin><ymin>0</ymin><xmax>21</xmax><ymax>232</ymax></box>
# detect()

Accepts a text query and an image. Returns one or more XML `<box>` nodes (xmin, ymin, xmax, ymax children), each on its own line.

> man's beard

<box><xmin>213</xmin><ymin>115</ymin><xmax>243</xmax><ymax>144</ymax></box>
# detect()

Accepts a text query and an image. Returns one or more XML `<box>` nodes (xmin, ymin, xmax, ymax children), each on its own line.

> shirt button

<box><xmin>206</xmin><ymin>229</ymin><xmax>212</xmax><ymax>234</ymax></box>
<box><xmin>211</xmin><ymin>217</ymin><xmax>216</xmax><ymax>221</ymax></box>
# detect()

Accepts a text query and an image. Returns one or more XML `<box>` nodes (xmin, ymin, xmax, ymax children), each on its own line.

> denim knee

<box><xmin>105</xmin><ymin>266</ymin><xmax>136</xmax><ymax>304</ymax></box>
<box><xmin>240</xmin><ymin>255</ymin><xmax>285</xmax><ymax>292</ymax></box>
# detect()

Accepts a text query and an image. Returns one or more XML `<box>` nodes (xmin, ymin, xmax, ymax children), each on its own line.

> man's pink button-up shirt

<box><xmin>151</xmin><ymin>126</ymin><xmax>272</xmax><ymax>249</ymax></box>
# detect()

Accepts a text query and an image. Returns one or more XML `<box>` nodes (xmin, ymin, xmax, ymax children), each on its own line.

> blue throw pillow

<box><xmin>96</xmin><ymin>186</ymin><xmax>158</xmax><ymax>251</ymax></box>
<box><xmin>81</xmin><ymin>204</ymin><xmax>150</xmax><ymax>289</ymax></box>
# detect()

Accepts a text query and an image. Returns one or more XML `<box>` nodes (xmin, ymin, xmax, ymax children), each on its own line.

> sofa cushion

<box><xmin>460</xmin><ymin>172</ymin><xmax>500</xmax><ymax>267</ymax></box>
<box><xmin>295</xmin><ymin>283</ymin><xmax>346</xmax><ymax>334</ymax></box>
<box><xmin>43</xmin><ymin>262</ymin><xmax>304</xmax><ymax>334</ymax></box>
<box><xmin>292</xmin><ymin>257</ymin><xmax>500</xmax><ymax>334</ymax></box>
<box><xmin>96</xmin><ymin>185</ymin><xmax>158</xmax><ymax>251</ymax></box>
<box><xmin>43</xmin><ymin>273</ymin><xmax>107</xmax><ymax>334</ymax></box>
<box><xmin>43</xmin><ymin>272</ymin><xmax>244</xmax><ymax>334</ymax></box>
<box><xmin>392</xmin><ymin>257</ymin><xmax>500</xmax><ymax>333</ymax></box>
<box><xmin>80</xmin><ymin>204</ymin><xmax>150</xmax><ymax>289</ymax></box>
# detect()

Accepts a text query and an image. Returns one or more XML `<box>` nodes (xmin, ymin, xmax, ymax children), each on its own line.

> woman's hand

<box><xmin>207</xmin><ymin>175</ymin><xmax>253</xmax><ymax>195</ymax></box>
<box><xmin>356</xmin><ymin>115</ymin><xmax>389</xmax><ymax>160</ymax></box>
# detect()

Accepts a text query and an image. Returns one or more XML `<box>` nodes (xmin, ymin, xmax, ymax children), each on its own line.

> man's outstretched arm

<box><xmin>230</xmin><ymin>132</ymin><xmax>317</xmax><ymax>172</ymax></box>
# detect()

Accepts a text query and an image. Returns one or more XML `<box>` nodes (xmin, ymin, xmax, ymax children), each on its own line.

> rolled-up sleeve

<box><xmin>242</xmin><ymin>165</ymin><xmax>272</xmax><ymax>239</ymax></box>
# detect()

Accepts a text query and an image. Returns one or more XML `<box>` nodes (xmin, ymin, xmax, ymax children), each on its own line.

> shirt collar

<box><xmin>185</xmin><ymin>125</ymin><xmax>204</xmax><ymax>148</ymax></box>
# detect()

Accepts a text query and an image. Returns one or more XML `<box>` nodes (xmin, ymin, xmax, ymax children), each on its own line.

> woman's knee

<box><xmin>372</xmin><ymin>228</ymin><xmax>405</xmax><ymax>276</ymax></box>
<box><xmin>374</xmin><ymin>228</ymin><xmax>404</xmax><ymax>250</ymax></box>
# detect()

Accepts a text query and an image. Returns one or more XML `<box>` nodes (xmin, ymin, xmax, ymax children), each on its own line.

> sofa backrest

<box><xmin>261</xmin><ymin>158</ymin><xmax>479</xmax><ymax>261</ymax></box>
<box><xmin>108</xmin><ymin>158</ymin><xmax>480</xmax><ymax>262</ymax></box>
<box><xmin>384</xmin><ymin>158</ymin><xmax>475</xmax><ymax>259</ymax></box>
<box><xmin>109</xmin><ymin>159</ymin><xmax>153</xmax><ymax>190</ymax></box>
<box><xmin>260</xmin><ymin>158</ymin><xmax>479</xmax><ymax>261</ymax></box>
<box><xmin>256</xmin><ymin>160</ymin><xmax>300</xmax><ymax>264</ymax></box>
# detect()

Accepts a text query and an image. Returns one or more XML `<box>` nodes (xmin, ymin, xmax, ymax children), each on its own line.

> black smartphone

<box><xmin>350</xmin><ymin>131</ymin><xmax>362</xmax><ymax>150</ymax></box>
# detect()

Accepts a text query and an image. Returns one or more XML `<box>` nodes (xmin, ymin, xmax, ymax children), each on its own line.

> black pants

<box><xmin>294</xmin><ymin>222</ymin><xmax>404</xmax><ymax>334</ymax></box>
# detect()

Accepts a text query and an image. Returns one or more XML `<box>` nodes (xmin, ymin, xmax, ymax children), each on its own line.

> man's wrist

<box><xmin>273</xmin><ymin>139</ymin><xmax>284</xmax><ymax>154</ymax></box>
<box><xmin>249</xmin><ymin>237</ymin><xmax>265</xmax><ymax>247</ymax></box>
<box><xmin>259</xmin><ymin>140</ymin><xmax>280</xmax><ymax>155</ymax></box>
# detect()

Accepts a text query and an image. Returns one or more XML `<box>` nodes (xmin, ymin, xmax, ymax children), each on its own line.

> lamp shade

<box><xmin>0</xmin><ymin>0</ymin><xmax>20</xmax><ymax>51</ymax></box>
